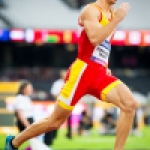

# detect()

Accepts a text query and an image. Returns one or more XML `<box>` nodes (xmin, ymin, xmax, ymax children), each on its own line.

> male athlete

<box><xmin>5</xmin><ymin>0</ymin><xmax>138</xmax><ymax>150</ymax></box>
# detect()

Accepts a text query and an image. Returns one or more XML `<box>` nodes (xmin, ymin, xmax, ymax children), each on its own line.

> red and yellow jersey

<box><xmin>78</xmin><ymin>3</ymin><xmax>114</xmax><ymax>68</ymax></box>
<box><xmin>57</xmin><ymin>5</ymin><xmax>120</xmax><ymax>110</ymax></box>
<box><xmin>57</xmin><ymin>4</ymin><xmax>121</xmax><ymax>111</ymax></box>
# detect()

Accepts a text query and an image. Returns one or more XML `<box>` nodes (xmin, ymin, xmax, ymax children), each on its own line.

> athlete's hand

<box><xmin>107</xmin><ymin>68</ymin><xmax>112</xmax><ymax>75</ymax></box>
<box><xmin>114</xmin><ymin>3</ymin><xmax>130</xmax><ymax>22</ymax></box>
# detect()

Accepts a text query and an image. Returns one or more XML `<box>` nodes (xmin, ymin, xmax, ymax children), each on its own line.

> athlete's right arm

<box><xmin>79</xmin><ymin>3</ymin><xmax>130</xmax><ymax>46</ymax></box>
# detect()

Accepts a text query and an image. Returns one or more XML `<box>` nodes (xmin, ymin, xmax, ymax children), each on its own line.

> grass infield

<box><xmin>0</xmin><ymin>126</ymin><xmax>149</xmax><ymax>150</ymax></box>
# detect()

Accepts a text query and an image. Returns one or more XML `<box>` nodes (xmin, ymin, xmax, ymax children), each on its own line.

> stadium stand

<box><xmin>0</xmin><ymin>0</ymin><xmax>79</xmax><ymax>29</ymax></box>
<box><xmin>0</xmin><ymin>0</ymin><xmax>149</xmax><ymax>29</ymax></box>
<box><xmin>61</xmin><ymin>0</ymin><xmax>94</xmax><ymax>9</ymax></box>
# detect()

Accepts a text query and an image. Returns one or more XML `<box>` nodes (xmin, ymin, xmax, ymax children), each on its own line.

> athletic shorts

<box><xmin>57</xmin><ymin>58</ymin><xmax>121</xmax><ymax>110</ymax></box>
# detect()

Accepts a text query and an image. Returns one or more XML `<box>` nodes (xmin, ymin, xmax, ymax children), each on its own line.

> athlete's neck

<box><xmin>96</xmin><ymin>0</ymin><xmax>112</xmax><ymax>13</ymax></box>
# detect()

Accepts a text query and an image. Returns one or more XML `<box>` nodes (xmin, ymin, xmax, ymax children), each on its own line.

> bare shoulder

<box><xmin>79</xmin><ymin>4</ymin><xmax>100</xmax><ymax>24</ymax></box>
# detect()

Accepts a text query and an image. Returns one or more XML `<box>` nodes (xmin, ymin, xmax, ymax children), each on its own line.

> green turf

<box><xmin>52</xmin><ymin>127</ymin><xmax>150</xmax><ymax>150</ymax></box>
<box><xmin>0</xmin><ymin>126</ymin><xmax>150</xmax><ymax>150</ymax></box>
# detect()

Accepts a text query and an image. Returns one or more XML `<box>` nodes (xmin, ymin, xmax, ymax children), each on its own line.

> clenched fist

<box><xmin>114</xmin><ymin>3</ymin><xmax>130</xmax><ymax>22</ymax></box>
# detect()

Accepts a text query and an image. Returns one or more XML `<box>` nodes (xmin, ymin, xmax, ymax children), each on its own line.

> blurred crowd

<box><xmin>0</xmin><ymin>67</ymin><xmax>59</xmax><ymax>82</ymax></box>
<box><xmin>0</xmin><ymin>67</ymin><xmax>60</xmax><ymax>100</ymax></box>
<box><xmin>78</xmin><ymin>105</ymin><xmax>150</xmax><ymax>137</ymax></box>
<box><xmin>3</xmin><ymin>68</ymin><xmax>150</xmax><ymax>150</ymax></box>
<box><xmin>1</xmin><ymin>67</ymin><xmax>150</xmax><ymax>102</ymax></box>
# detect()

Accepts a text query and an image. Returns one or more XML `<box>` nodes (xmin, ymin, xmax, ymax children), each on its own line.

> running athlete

<box><xmin>5</xmin><ymin>0</ymin><xmax>138</xmax><ymax>150</ymax></box>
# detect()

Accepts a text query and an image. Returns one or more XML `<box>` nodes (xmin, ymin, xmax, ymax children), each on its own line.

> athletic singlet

<box><xmin>78</xmin><ymin>4</ymin><xmax>114</xmax><ymax>68</ymax></box>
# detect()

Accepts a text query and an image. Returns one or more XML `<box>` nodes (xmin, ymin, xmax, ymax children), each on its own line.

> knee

<box><xmin>51</xmin><ymin>122</ymin><xmax>61</xmax><ymax>130</ymax></box>
<box><xmin>123</xmin><ymin>98</ymin><xmax>138</xmax><ymax>114</ymax></box>
<box><xmin>47</xmin><ymin>118</ymin><xmax>64</xmax><ymax>130</ymax></box>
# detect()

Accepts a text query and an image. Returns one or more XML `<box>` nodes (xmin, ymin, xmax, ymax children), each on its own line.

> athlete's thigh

<box><xmin>105</xmin><ymin>82</ymin><xmax>137</xmax><ymax>111</ymax></box>
<box><xmin>90</xmin><ymin>71</ymin><xmax>120</xmax><ymax>102</ymax></box>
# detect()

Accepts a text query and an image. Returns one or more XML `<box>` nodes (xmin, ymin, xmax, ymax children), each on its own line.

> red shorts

<box><xmin>57</xmin><ymin>58</ymin><xmax>121</xmax><ymax>110</ymax></box>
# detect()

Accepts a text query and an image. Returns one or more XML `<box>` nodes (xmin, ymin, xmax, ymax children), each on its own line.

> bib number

<box><xmin>91</xmin><ymin>40</ymin><xmax>111</xmax><ymax>65</ymax></box>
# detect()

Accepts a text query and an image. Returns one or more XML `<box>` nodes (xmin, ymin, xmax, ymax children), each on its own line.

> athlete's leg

<box><xmin>104</xmin><ymin>82</ymin><xmax>138</xmax><ymax>150</ymax></box>
<box><xmin>12</xmin><ymin>103</ymin><xmax>72</xmax><ymax>148</ymax></box>
<box><xmin>10</xmin><ymin>59</ymin><xmax>88</xmax><ymax>149</ymax></box>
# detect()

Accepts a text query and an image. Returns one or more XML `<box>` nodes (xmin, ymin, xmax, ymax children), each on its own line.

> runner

<box><xmin>5</xmin><ymin>0</ymin><xmax>138</xmax><ymax>150</ymax></box>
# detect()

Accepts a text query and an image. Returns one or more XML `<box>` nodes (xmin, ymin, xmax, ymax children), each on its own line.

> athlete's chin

<box><xmin>110</xmin><ymin>0</ymin><xmax>117</xmax><ymax>4</ymax></box>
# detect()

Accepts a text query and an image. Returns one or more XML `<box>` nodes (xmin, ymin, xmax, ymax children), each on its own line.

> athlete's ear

<box><xmin>78</xmin><ymin>17</ymin><xmax>82</xmax><ymax>26</ymax></box>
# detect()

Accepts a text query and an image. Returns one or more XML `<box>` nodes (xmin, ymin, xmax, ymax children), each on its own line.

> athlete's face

<box><xmin>107</xmin><ymin>0</ymin><xmax>117</xmax><ymax>5</ymax></box>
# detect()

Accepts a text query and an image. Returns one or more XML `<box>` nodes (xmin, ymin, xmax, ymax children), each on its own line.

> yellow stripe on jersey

<box><xmin>101</xmin><ymin>80</ymin><xmax>121</xmax><ymax>101</ymax></box>
<box><xmin>60</xmin><ymin>59</ymin><xmax>86</xmax><ymax>100</ymax></box>
<box><xmin>100</xmin><ymin>13</ymin><xmax>109</xmax><ymax>26</ymax></box>
<box><xmin>92</xmin><ymin>3</ymin><xmax>113</xmax><ymax>26</ymax></box>
<box><xmin>57</xmin><ymin>100</ymin><xmax>74</xmax><ymax>110</ymax></box>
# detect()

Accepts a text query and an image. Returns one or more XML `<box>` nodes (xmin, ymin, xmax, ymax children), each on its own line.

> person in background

<box><xmin>50</xmin><ymin>70</ymin><xmax>67</xmax><ymax>98</ymax></box>
<box><xmin>131</xmin><ymin>108</ymin><xmax>143</xmax><ymax>136</ymax></box>
<box><xmin>100</xmin><ymin>109</ymin><xmax>117</xmax><ymax>135</ymax></box>
<box><xmin>45</xmin><ymin>70</ymin><xmax>72</xmax><ymax>146</ymax></box>
<box><xmin>14</xmin><ymin>81</ymin><xmax>34</xmax><ymax>150</ymax></box>
<box><xmin>78</xmin><ymin>110</ymin><xmax>93</xmax><ymax>136</ymax></box>
<box><xmin>51</xmin><ymin>69</ymin><xmax>72</xmax><ymax>139</ymax></box>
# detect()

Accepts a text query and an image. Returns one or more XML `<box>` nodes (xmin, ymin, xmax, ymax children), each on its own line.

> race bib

<box><xmin>91</xmin><ymin>40</ymin><xmax>111</xmax><ymax>66</ymax></box>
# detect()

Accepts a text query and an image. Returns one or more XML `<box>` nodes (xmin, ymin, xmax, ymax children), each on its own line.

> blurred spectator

<box><xmin>51</xmin><ymin>69</ymin><xmax>72</xmax><ymax>139</ymax></box>
<box><xmin>131</xmin><ymin>107</ymin><xmax>145</xmax><ymax>136</ymax></box>
<box><xmin>45</xmin><ymin>69</ymin><xmax>72</xmax><ymax>146</ymax></box>
<box><xmin>144</xmin><ymin>105</ymin><xmax>150</xmax><ymax>125</ymax></box>
<box><xmin>78</xmin><ymin>110</ymin><xmax>93</xmax><ymax>136</ymax></box>
<box><xmin>100</xmin><ymin>109</ymin><xmax>117</xmax><ymax>135</ymax></box>
<box><xmin>14</xmin><ymin>80</ymin><xmax>34</xmax><ymax>150</ymax></box>
<box><xmin>47</xmin><ymin>70</ymin><xmax>66</xmax><ymax>144</ymax></box>
<box><xmin>13</xmin><ymin>80</ymin><xmax>55</xmax><ymax>148</ymax></box>
<box><xmin>92</xmin><ymin>105</ymin><xmax>105</xmax><ymax>128</ymax></box>
<box><xmin>50</xmin><ymin>69</ymin><xmax>66</xmax><ymax>98</ymax></box>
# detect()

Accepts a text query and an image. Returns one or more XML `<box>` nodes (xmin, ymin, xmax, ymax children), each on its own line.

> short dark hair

<box><xmin>17</xmin><ymin>80</ymin><xmax>31</xmax><ymax>95</ymax></box>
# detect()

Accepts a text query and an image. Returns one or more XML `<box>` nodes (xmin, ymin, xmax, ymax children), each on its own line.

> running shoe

<box><xmin>4</xmin><ymin>135</ymin><xmax>18</xmax><ymax>150</ymax></box>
